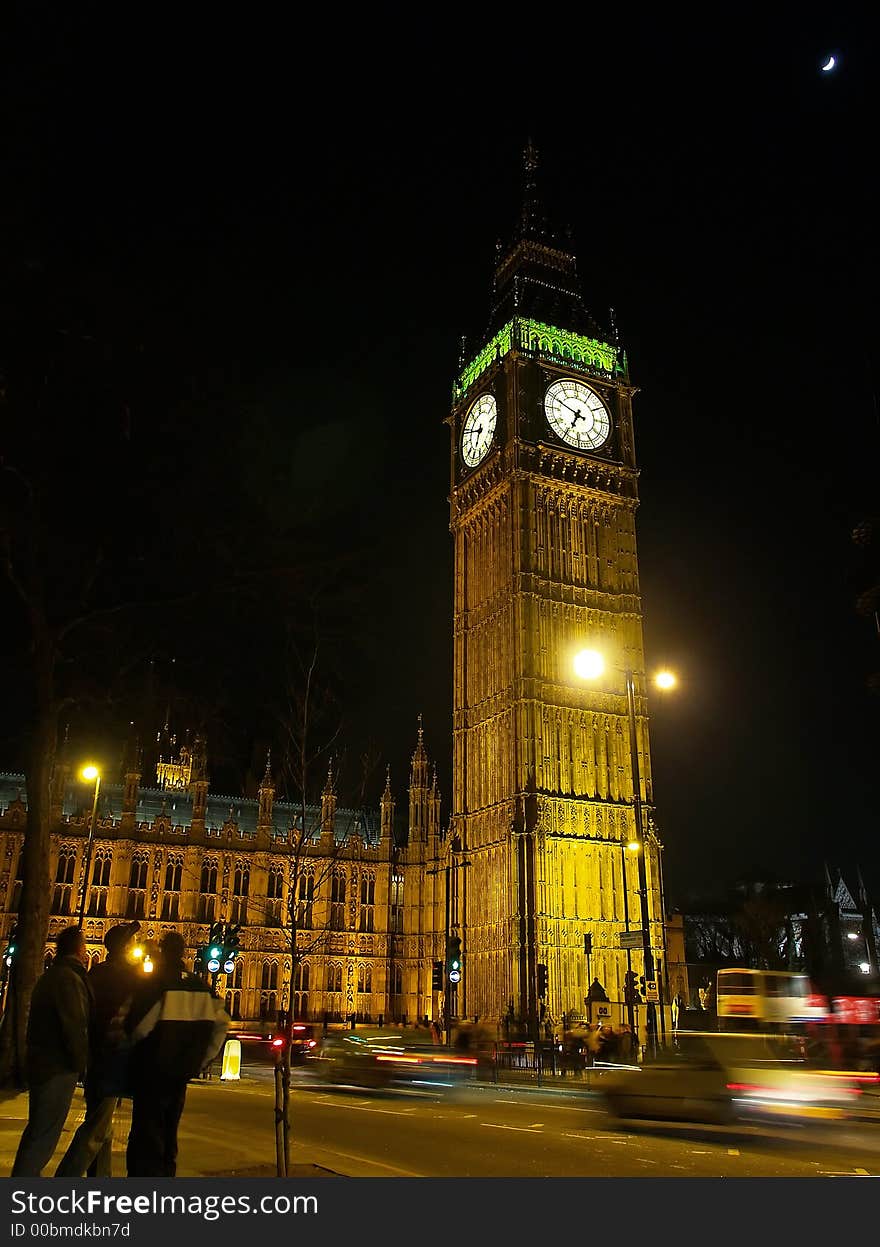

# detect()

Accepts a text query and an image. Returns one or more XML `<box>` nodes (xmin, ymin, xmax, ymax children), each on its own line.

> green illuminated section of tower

<box><xmin>455</xmin><ymin>316</ymin><xmax>622</xmax><ymax>399</ymax></box>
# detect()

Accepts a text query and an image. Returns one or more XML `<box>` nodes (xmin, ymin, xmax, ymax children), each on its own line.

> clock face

<box><xmin>544</xmin><ymin>379</ymin><xmax>611</xmax><ymax>450</ymax></box>
<box><xmin>461</xmin><ymin>393</ymin><xmax>497</xmax><ymax>467</ymax></box>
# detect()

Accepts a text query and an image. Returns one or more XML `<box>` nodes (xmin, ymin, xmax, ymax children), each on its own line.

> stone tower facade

<box><xmin>448</xmin><ymin>145</ymin><xmax>665</xmax><ymax>1033</ymax></box>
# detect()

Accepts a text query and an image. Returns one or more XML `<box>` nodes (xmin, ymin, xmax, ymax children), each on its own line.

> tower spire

<box><xmin>519</xmin><ymin>138</ymin><xmax>544</xmax><ymax>240</ymax></box>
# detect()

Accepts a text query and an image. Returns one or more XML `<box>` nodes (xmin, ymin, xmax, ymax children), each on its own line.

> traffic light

<box><xmin>537</xmin><ymin>964</ymin><xmax>548</xmax><ymax>998</ymax></box>
<box><xmin>623</xmin><ymin>969</ymin><xmax>638</xmax><ymax>1004</ymax></box>
<box><xmin>203</xmin><ymin>922</ymin><xmax>241</xmax><ymax>976</ymax></box>
<box><xmin>583</xmin><ymin>933</ymin><xmax>592</xmax><ymax>956</ymax></box>
<box><xmin>446</xmin><ymin>935</ymin><xmax>462</xmax><ymax>983</ymax></box>
<box><xmin>223</xmin><ymin>923</ymin><xmax>241</xmax><ymax>974</ymax></box>
<box><xmin>432</xmin><ymin>961</ymin><xmax>443</xmax><ymax>991</ymax></box>
<box><xmin>3</xmin><ymin>924</ymin><xmax>18</xmax><ymax>970</ymax></box>
<box><xmin>638</xmin><ymin>975</ymin><xmax>647</xmax><ymax>1003</ymax></box>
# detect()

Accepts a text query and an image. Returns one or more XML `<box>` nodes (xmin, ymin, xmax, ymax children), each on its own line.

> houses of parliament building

<box><xmin>0</xmin><ymin>725</ymin><xmax>446</xmax><ymax>1028</ymax></box>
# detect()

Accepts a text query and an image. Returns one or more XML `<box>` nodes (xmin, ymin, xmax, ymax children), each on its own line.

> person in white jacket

<box><xmin>124</xmin><ymin>931</ymin><xmax>229</xmax><ymax>1176</ymax></box>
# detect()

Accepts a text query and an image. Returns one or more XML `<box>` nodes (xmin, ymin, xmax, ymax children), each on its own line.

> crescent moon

<box><xmin>821</xmin><ymin>55</ymin><xmax>836</xmax><ymax>72</ymax></box>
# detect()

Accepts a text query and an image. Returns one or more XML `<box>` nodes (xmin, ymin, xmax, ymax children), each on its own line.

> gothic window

<box><xmin>260</xmin><ymin>991</ymin><xmax>278</xmax><ymax>1022</ymax></box>
<box><xmin>390</xmin><ymin>872</ymin><xmax>404</xmax><ymax>934</ymax></box>
<box><xmin>296</xmin><ymin>872</ymin><xmax>314</xmax><ymax>930</ymax></box>
<box><xmin>266</xmin><ymin>865</ymin><xmax>284</xmax><ymax>925</ymax></box>
<box><xmin>357</xmin><ymin>964</ymin><xmax>372</xmax><ymax>995</ymax></box>
<box><xmin>261</xmin><ymin>960</ymin><xmax>278</xmax><ymax>991</ymax></box>
<box><xmin>293</xmin><ymin>961</ymin><xmax>310</xmax><ymax>1020</ymax></box>
<box><xmin>225</xmin><ymin>990</ymin><xmax>241</xmax><ymax>1021</ymax></box>
<box><xmin>327</xmin><ymin>962</ymin><xmax>343</xmax><ymax>994</ymax></box>
<box><xmin>161</xmin><ymin>855</ymin><xmax>183</xmax><ymax>920</ymax></box>
<box><xmin>390</xmin><ymin>964</ymin><xmax>403</xmax><ymax>995</ymax></box>
<box><xmin>52</xmin><ymin>847</ymin><xmax>77</xmax><ymax>915</ymax></box>
<box><xmin>88</xmin><ymin>849</ymin><xmax>112</xmax><ymax>917</ymax></box>
<box><xmin>11</xmin><ymin>849</ymin><xmax>24</xmax><ymax>911</ymax></box>
<box><xmin>330</xmin><ymin>870</ymin><xmax>346</xmax><ymax>931</ymax></box>
<box><xmin>231</xmin><ymin>862</ymin><xmax>249</xmax><ymax>925</ymax></box>
<box><xmin>198</xmin><ymin>858</ymin><xmax>218</xmax><ymax>922</ymax></box>
<box><xmin>359</xmin><ymin>872</ymin><xmax>375</xmax><ymax>933</ymax></box>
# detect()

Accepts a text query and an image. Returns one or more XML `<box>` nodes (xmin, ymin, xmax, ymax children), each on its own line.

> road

<box><xmin>170</xmin><ymin>1072</ymin><xmax>880</xmax><ymax>1178</ymax></box>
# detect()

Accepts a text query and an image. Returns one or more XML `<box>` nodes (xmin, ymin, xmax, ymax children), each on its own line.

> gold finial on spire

<box><xmin>417</xmin><ymin>713</ymin><xmax>424</xmax><ymax>744</ymax></box>
<box><xmin>261</xmin><ymin>748</ymin><xmax>272</xmax><ymax>787</ymax></box>
<box><xmin>383</xmin><ymin>763</ymin><xmax>392</xmax><ymax>796</ymax></box>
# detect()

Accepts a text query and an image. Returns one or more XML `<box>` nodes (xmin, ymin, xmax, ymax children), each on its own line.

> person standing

<box><xmin>12</xmin><ymin>926</ymin><xmax>92</xmax><ymax>1177</ymax></box>
<box><xmin>125</xmin><ymin>931</ymin><xmax>229</xmax><ymax>1177</ymax></box>
<box><xmin>55</xmin><ymin>922</ymin><xmax>140</xmax><ymax>1177</ymax></box>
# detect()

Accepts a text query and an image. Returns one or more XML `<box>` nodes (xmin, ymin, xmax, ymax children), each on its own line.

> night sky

<box><xmin>2</xmin><ymin>9</ymin><xmax>877</xmax><ymax>903</ymax></box>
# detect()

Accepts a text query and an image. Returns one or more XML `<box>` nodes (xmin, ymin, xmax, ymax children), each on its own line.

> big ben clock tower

<box><xmin>448</xmin><ymin>145</ymin><xmax>664</xmax><ymax>1034</ymax></box>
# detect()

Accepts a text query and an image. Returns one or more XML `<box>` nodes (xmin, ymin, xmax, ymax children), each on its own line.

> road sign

<box><xmin>618</xmin><ymin>930</ymin><xmax>645</xmax><ymax>950</ymax></box>
<box><xmin>448</xmin><ymin>969</ymin><xmax>461</xmax><ymax>984</ymax></box>
<box><xmin>645</xmin><ymin>980</ymin><xmax>659</xmax><ymax>1003</ymax></box>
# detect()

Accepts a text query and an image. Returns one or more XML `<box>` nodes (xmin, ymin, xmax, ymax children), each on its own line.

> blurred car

<box><xmin>288</xmin><ymin>1022</ymin><xmax>318</xmax><ymax>1063</ymax></box>
<box><xmin>310</xmin><ymin>1033</ymin><xmax>477</xmax><ymax>1090</ymax></box>
<box><xmin>601</xmin><ymin>1031</ymin><xmax>862</xmax><ymax>1126</ymax></box>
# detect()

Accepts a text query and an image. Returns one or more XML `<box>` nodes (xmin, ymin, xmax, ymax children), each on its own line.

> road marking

<box><xmin>482</xmin><ymin>1122</ymin><xmax>543</xmax><ymax>1132</ymax></box>
<box><xmin>308</xmin><ymin>1099</ymin><xmax>416</xmax><ymax>1116</ymax></box>
<box><xmin>689</xmin><ymin>1150</ymin><xmax>711</xmax><ymax>1155</ymax></box>
<box><xmin>728</xmin><ymin>1149</ymin><xmax>740</xmax><ymax>1156</ymax></box>
<box><xmin>304</xmin><ymin>1146</ymin><xmax>424</xmax><ymax>1177</ymax></box>
<box><xmin>855</xmin><ymin>1168</ymin><xmax>870</xmax><ymax>1175</ymax></box>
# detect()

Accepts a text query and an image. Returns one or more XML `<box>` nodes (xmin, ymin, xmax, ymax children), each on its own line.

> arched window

<box><xmin>127</xmin><ymin>853</ymin><xmax>148</xmax><ymax>919</ymax></box>
<box><xmin>231</xmin><ymin>863</ymin><xmax>249</xmax><ymax>925</ymax></box>
<box><xmin>266</xmin><ymin>865</ymin><xmax>284</xmax><ymax>925</ymax></box>
<box><xmin>330</xmin><ymin>871</ymin><xmax>346</xmax><ymax>930</ymax></box>
<box><xmin>198</xmin><ymin>858</ymin><xmax>218</xmax><ymax>922</ymax></box>
<box><xmin>296</xmin><ymin>872</ymin><xmax>314</xmax><ymax>930</ymax></box>
<box><xmin>357</xmin><ymin>964</ymin><xmax>372</xmax><ymax>994</ymax></box>
<box><xmin>161</xmin><ymin>855</ymin><xmax>183</xmax><ymax>920</ymax></box>
<box><xmin>11</xmin><ymin>849</ymin><xmax>24</xmax><ymax>911</ymax></box>
<box><xmin>53</xmin><ymin>847</ymin><xmax>77</xmax><ymax>915</ymax></box>
<box><xmin>88</xmin><ymin>849</ymin><xmax>112</xmax><ymax>917</ymax></box>
<box><xmin>391</xmin><ymin>964</ymin><xmax>403</xmax><ymax>995</ymax></box>
<box><xmin>359</xmin><ymin>872</ymin><xmax>375</xmax><ymax>933</ymax></box>
<box><xmin>261</xmin><ymin>961</ymin><xmax>278</xmax><ymax>991</ymax></box>
<box><xmin>327</xmin><ymin>962</ymin><xmax>343</xmax><ymax>994</ymax></box>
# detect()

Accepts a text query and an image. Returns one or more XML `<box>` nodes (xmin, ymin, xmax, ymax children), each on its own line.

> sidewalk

<box><xmin>0</xmin><ymin>1087</ymin><xmax>342</xmax><ymax>1179</ymax></box>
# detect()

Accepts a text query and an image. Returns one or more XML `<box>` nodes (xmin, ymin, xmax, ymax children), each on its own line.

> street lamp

<box><xmin>76</xmin><ymin>764</ymin><xmax>101</xmax><ymax>929</ymax></box>
<box><xmin>620</xmin><ymin>836</ymin><xmax>640</xmax><ymax>1037</ymax></box>
<box><xmin>428</xmin><ymin>836</ymin><xmax>471</xmax><ymax>1045</ymax></box>
<box><xmin>573</xmin><ymin>649</ymin><xmax>677</xmax><ymax>1056</ymax></box>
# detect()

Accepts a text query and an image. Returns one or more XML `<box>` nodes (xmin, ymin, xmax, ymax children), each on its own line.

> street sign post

<box><xmin>618</xmin><ymin>930</ymin><xmax>645</xmax><ymax>950</ymax></box>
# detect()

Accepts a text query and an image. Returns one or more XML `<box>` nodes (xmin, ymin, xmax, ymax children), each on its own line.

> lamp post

<box><xmin>76</xmin><ymin>765</ymin><xmax>101</xmax><ymax>929</ymax></box>
<box><xmin>574</xmin><ymin>651</ymin><xmax>676</xmax><ymax>1058</ymax></box>
<box><xmin>428</xmin><ymin>837</ymin><xmax>470</xmax><ymax>1045</ymax></box>
<box><xmin>620</xmin><ymin>836</ymin><xmax>639</xmax><ymax>1037</ymax></box>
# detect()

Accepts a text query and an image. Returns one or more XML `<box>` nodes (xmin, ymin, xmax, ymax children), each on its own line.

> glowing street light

<box><xmin>573</xmin><ymin>649</ymin><xmax>605</xmax><ymax>680</ymax></box>
<box><xmin>76</xmin><ymin>764</ymin><xmax>102</xmax><ymax>929</ymax></box>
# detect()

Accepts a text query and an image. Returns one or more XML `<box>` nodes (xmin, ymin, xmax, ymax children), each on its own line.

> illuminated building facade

<box><xmin>0</xmin><ymin>726</ymin><xmax>445</xmax><ymax>1027</ymax></box>
<box><xmin>448</xmin><ymin>145</ymin><xmax>666</xmax><ymax>1032</ymax></box>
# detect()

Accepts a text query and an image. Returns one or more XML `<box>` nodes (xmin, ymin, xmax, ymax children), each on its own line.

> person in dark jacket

<box><xmin>12</xmin><ymin>926</ymin><xmax>92</xmax><ymax>1177</ymax></box>
<box><xmin>55</xmin><ymin>922</ymin><xmax>140</xmax><ymax>1177</ymax></box>
<box><xmin>125</xmin><ymin>931</ymin><xmax>229</xmax><ymax>1177</ymax></box>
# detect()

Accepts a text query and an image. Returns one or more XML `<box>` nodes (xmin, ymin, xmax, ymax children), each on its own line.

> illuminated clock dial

<box><xmin>461</xmin><ymin>393</ymin><xmax>497</xmax><ymax>467</ymax></box>
<box><xmin>544</xmin><ymin>378</ymin><xmax>611</xmax><ymax>450</ymax></box>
